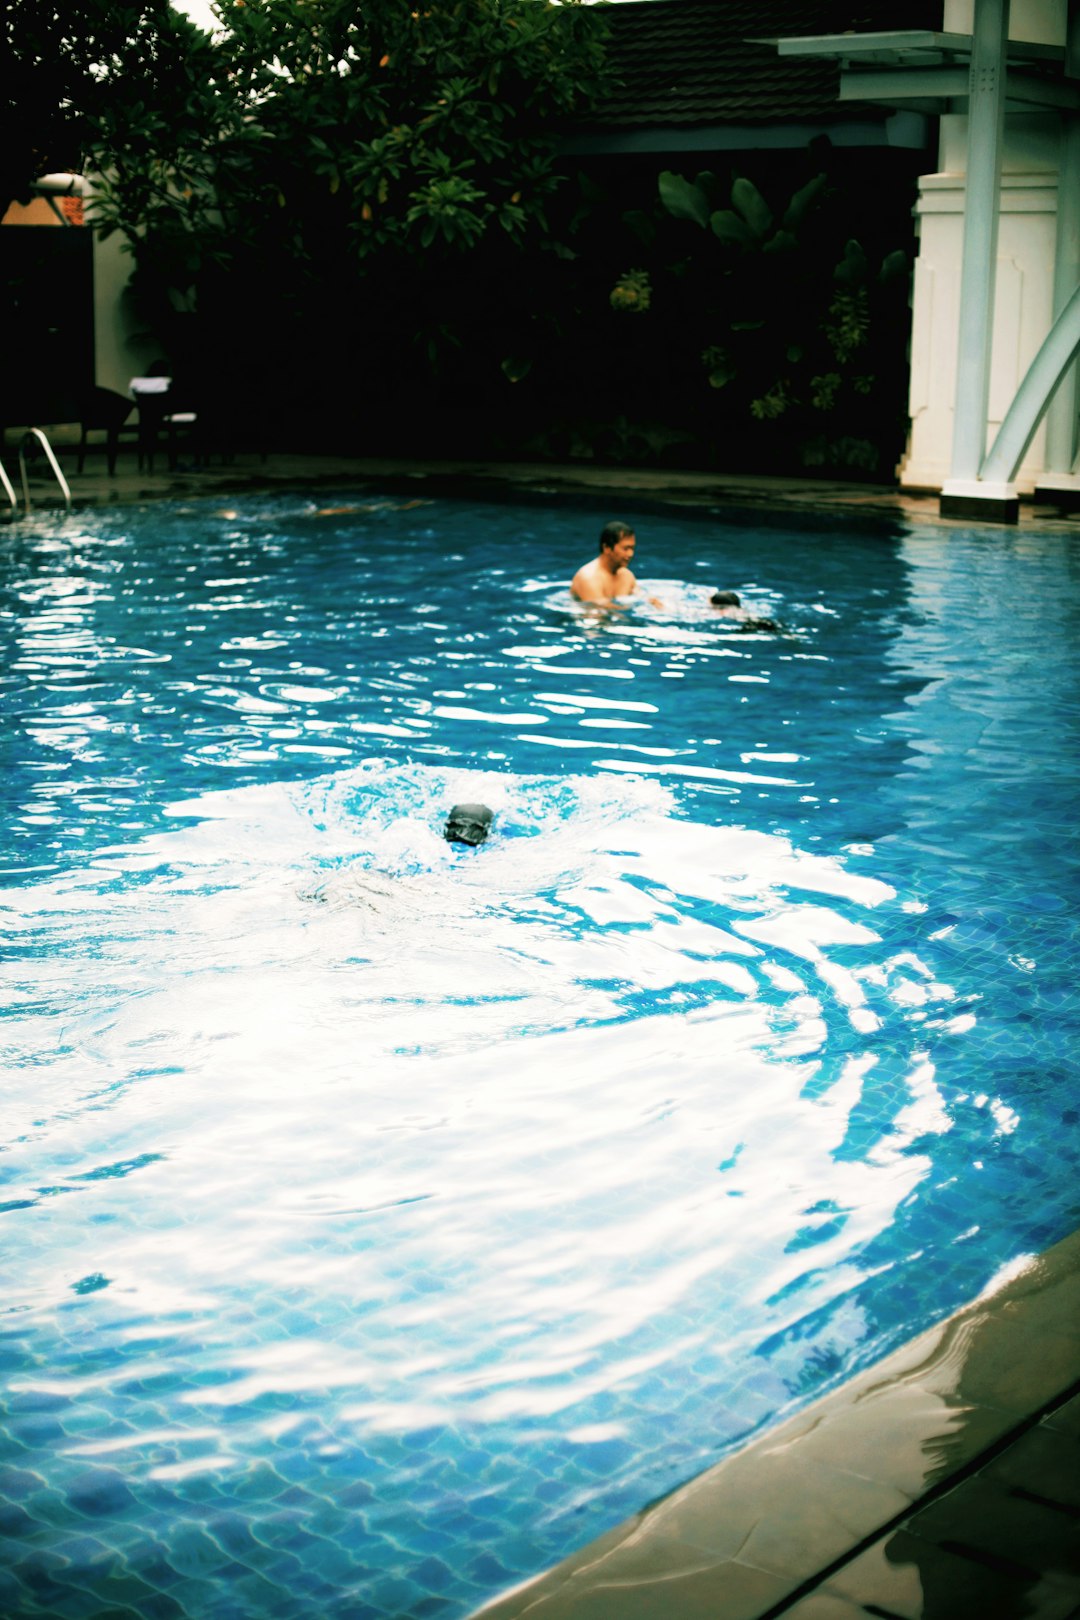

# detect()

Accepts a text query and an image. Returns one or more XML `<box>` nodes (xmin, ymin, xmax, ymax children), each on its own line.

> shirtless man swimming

<box><xmin>570</xmin><ymin>521</ymin><xmax>642</xmax><ymax>603</ymax></box>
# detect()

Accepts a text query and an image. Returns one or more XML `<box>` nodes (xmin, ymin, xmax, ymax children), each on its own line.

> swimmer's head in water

<box><xmin>444</xmin><ymin>803</ymin><xmax>494</xmax><ymax>846</ymax></box>
<box><xmin>710</xmin><ymin>590</ymin><xmax>741</xmax><ymax>607</ymax></box>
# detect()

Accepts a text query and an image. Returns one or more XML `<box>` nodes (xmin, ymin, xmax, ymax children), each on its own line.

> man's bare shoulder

<box><xmin>570</xmin><ymin>559</ymin><xmax>607</xmax><ymax>601</ymax></box>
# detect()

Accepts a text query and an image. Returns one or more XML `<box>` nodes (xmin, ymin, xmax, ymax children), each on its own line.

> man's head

<box><xmin>599</xmin><ymin>520</ymin><xmax>636</xmax><ymax>570</ymax></box>
<box><xmin>710</xmin><ymin>590</ymin><xmax>741</xmax><ymax>608</ymax></box>
<box><xmin>444</xmin><ymin>802</ymin><xmax>494</xmax><ymax>846</ymax></box>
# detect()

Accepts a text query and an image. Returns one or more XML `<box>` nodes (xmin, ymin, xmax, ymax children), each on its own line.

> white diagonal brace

<box><xmin>980</xmin><ymin>282</ymin><xmax>1080</xmax><ymax>482</ymax></box>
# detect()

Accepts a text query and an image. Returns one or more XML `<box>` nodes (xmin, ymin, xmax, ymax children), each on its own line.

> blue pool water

<box><xmin>2</xmin><ymin>491</ymin><xmax>1078</xmax><ymax>1620</ymax></box>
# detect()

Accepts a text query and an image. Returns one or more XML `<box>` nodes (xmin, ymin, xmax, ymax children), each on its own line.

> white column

<box><xmin>1036</xmin><ymin>3</ymin><xmax>1080</xmax><ymax>496</ymax></box>
<box><xmin>941</xmin><ymin>0</ymin><xmax>1015</xmax><ymax>517</ymax></box>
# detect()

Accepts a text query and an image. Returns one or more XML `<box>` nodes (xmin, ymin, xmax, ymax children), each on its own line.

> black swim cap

<box><xmin>444</xmin><ymin>802</ymin><xmax>494</xmax><ymax>846</ymax></box>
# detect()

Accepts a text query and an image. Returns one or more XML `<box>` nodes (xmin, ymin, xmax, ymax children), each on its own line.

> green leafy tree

<box><xmin>77</xmin><ymin>0</ymin><xmax>609</xmax><ymax>409</ymax></box>
<box><xmin>0</xmin><ymin>0</ymin><xmax>206</xmax><ymax>219</ymax></box>
<box><xmin>5</xmin><ymin>0</ymin><xmax>611</xmax><ymax>445</ymax></box>
<box><xmin>85</xmin><ymin>0</ymin><xmax>609</xmax><ymax>267</ymax></box>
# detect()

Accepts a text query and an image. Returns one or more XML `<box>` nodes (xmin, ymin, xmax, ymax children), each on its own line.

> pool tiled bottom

<box><xmin>473</xmin><ymin>1227</ymin><xmax>1080</xmax><ymax>1620</ymax></box>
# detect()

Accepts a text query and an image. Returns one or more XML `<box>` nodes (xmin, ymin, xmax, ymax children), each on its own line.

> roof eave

<box><xmin>560</xmin><ymin>109</ymin><xmax>930</xmax><ymax>156</ymax></box>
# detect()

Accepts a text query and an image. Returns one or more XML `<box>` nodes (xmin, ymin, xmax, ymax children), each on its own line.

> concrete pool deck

<box><xmin>471</xmin><ymin>1228</ymin><xmax>1080</xmax><ymax>1620</ymax></box>
<box><xmin>7</xmin><ymin>441</ymin><xmax>1080</xmax><ymax>531</ymax></box>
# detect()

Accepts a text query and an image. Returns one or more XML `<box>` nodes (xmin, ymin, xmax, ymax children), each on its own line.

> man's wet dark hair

<box><xmin>599</xmin><ymin>520</ymin><xmax>634</xmax><ymax>552</ymax></box>
<box><xmin>710</xmin><ymin>590</ymin><xmax>741</xmax><ymax>607</ymax></box>
<box><xmin>444</xmin><ymin>803</ymin><xmax>494</xmax><ymax>846</ymax></box>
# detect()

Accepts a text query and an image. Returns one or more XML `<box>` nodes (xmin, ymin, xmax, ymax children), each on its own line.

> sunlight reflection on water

<box><xmin>2</xmin><ymin>497</ymin><xmax>1078</xmax><ymax>1620</ymax></box>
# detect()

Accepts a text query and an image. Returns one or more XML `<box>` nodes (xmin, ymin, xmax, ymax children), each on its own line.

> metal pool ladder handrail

<box><xmin>17</xmin><ymin>428</ymin><xmax>72</xmax><ymax>514</ymax></box>
<box><xmin>0</xmin><ymin>455</ymin><xmax>16</xmax><ymax>518</ymax></box>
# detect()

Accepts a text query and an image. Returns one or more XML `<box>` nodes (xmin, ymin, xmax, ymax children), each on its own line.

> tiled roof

<box><xmin>586</xmin><ymin>0</ymin><xmax>944</xmax><ymax>129</ymax></box>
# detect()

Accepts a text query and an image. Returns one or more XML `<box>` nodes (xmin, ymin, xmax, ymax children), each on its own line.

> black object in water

<box><xmin>444</xmin><ymin>803</ymin><xmax>494</xmax><ymax>846</ymax></box>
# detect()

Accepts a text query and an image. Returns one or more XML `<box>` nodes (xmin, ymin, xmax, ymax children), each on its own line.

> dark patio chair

<box><xmin>77</xmin><ymin>388</ymin><xmax>136</xmax><ymax>476</ymax></box>
<box><xmin>130</xmin><ymin>376</ymin><xmax>201</xmax><ymax>472</ymax></box>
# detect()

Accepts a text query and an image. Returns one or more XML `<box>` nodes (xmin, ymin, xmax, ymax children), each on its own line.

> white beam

<box><xmin>839</xmin><ymin>68</ymin><xmax>969</xmax><ymax>100</ymax></box>
<box><xmin>1004</xmin><ymin>71</ymin><xmax>1080</xmax><ymax>110</ymax></box>
<box><xmin>773</xmin><ymin>30</ymin><xmax>971</xmax><ymax>58</ymax></box>
<box><xmin>770</xmin><ymin>29</ymin><xmax>1063</xmax><ymax>63</ymax></box>
<box><xmin>838</xmin><ymin>68</ymin><xmax>1080</xmax><ymax>110</ymax></box>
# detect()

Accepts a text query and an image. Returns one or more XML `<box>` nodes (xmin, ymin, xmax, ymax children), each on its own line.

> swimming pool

<box><xmin>2</xmin><ymin>492</ymin><xmax>1078</xmax><ymax>1620</ymax></box>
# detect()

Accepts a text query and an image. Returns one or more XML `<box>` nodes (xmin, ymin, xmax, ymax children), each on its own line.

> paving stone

<box><xmin>782</xmin><ymin>1593</ymin><xmax>869</xmax><ymax>1620</ymax></box>
<box><xmin>905</xmin><ymin>1474</ymin><xmax>1080</xmax><ymax>1581</ymax></box>
<box><xmin>980</xmin><ymin>1424</ymin><xmax>1080</xmax><ymax>1512</ymax></box>
<box><xmin>477</xmin><ymin>1547</ymin><xmax>792</xmax><ymax>1620</ymax></box>
<box><xmin>824</xmin><ymin>1527</ymin><xmax>1080</xmax><ymax>1620</ymax></box>
<box><xmin>1041</xmin><ymin>1392</ymin><xmax>1080</xmax><ymax>1442</ymax></box>
<box><xmin>641</xmin><ymin>1446</ymin><xmax>908</xmax><ymax>1579</ymax></box>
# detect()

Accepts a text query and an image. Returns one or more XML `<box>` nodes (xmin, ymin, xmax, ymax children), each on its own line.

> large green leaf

<box><xmin>622</xmin><ymin>208</ymin><xmax>656</xmax><ymax>246</ymax></box>
<box><xmin>878</xmin><ymin>248</ymin><xmax>909</xmax><ymax>284</ymax></box>
<box><xmin>710</xmin><ymin>209</ymin><xmax>755</xmax><ymax>248</ymax></box>
<box><xmin>782</xmin><ymin>172</ymin><xmax>826</xmax><ymax>232</ymax></box>
<box><xmin>659</xmin><ymin>170</ymin><xmax>710</xmax><ymax>229</ymax></box>
<box><xmin>695</xmin><ymin>170</ymin><xmax>722</xmax><ymax>207</ymax></box>
<box><xmin>834</xmin><ymin>239</ymin><xmax>869</xmax><ymax>286</ymax></box>
<box><xmin>731</xmin><ymin>177</ymin><xmax>772</xmax><ymax>238</ymax></box>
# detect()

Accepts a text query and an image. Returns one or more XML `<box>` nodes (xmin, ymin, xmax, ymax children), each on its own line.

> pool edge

<box><xmin>20</xmin><ymin>449</ymin><xmax>1080</xmax><ymax>535</ymax></box>
<box><xmin>470</xmin><ymin>1224</ymin><xmax>1080</xmax><ymax>1619</ymax></box>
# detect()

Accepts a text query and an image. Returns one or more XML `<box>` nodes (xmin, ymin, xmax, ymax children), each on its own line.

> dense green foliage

<box><xmin>4</xmin><ymin>2</ymin><xmax>916</xmax><ymax>475</ymax></box>
<box><xmin>6</xmin><ymin>0</ymin><xmax>611</xmax><ymax>442</ymax></box>
<box><xmin>85</xmin><ymin>0</ymin><xmax>610</xmax><ymax>275</ymax></box>
<box><xmin>649</xmin><ymin>165</ymin><xmax>911</xmax><ymax>470</ymax></box>
<box><xmin>506</xmin><ymin>145</ymin><xmax>917</xmax><ymax>478</ymax></box>
<box><xmin>1</xmin><ymin>0</ymin><xmax>196</xmax><ymax>217</ymax></box>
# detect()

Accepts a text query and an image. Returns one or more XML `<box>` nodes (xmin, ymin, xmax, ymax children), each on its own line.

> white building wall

<box><xmin>903</xmin><ymin>159</ymin><xmax>1059</xmax><ymax>491</ymax></box>
<box><xmin>945</xmin><ymin>0</ymin><xmax>1064</xmax><ymax>46</ymax></box>
<box><xmin>901</xmin><ymin>1</ymin><xmax>1068</xmax><ymax>491</ymax></box>
<box><xmin>92</xmin><ymin>212</ymin><xmax>163</xmax><ymax>398</ymax></box>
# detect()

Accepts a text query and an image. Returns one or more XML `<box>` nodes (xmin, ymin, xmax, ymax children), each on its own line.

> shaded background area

<box><xmin>0</xmin><ymin>227</ymin><xmax>93</xmax><ymax>429</ymax></box>
<box><xmin>2</xmin><ymin>0</ymin><xmax>941</xmax><ymax>483</ymax></box>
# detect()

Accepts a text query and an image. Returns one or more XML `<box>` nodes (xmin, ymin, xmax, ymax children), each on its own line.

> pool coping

<box><xmin>10</xmin><ymin>447</ymin><xmax>1080</xmax><ymax>534</ymax></box>
<box><xmin>469</xmin><ymin>1224</ymin><xmax>1080</xmax><ymax>1619</ymax></box>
